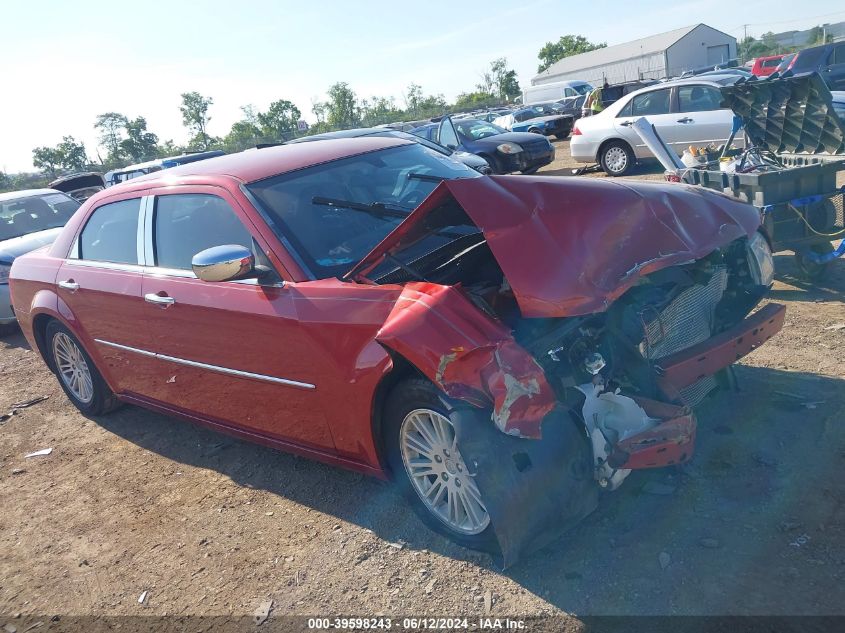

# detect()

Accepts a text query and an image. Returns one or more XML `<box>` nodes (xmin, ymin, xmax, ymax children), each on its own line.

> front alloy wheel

<box><xmin>400</xmin><ymin>408</ymin><xmax>490</xmax><ymax>535</ymax></box>
<box><xmin>385</xmin><ymin>378</ymin><xmax>495</xmax><ymax>549</ymax></box>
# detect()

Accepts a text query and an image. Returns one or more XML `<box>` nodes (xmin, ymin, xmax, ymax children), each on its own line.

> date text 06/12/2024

<box><xmin>306</xmin><ymin>617</ymin><xmax>527</xmax><ymax>629</ymax></box>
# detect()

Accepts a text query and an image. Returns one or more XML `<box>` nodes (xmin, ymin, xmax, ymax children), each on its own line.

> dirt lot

<box><xmin>1</xmin><ymin>140</ymin><xmax>844</xmax><ymax>626</ymax></box>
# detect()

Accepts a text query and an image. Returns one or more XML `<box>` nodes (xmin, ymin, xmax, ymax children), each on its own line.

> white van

<box><xmin>522</xmin><ymin>80</ymin><xmax>593</xmax><ymax>105</ymax></box>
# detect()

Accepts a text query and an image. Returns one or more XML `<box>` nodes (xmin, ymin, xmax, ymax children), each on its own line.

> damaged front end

<box><xmin>359</xmin><ymin>176</ymin><xmax>785</xmax><ymax>565</ymax></box>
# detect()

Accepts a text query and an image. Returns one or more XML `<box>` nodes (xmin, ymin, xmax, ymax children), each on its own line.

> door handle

<box><xmin>619</xmin><ymin>120</ymin><xmax>634</xmax><ymax>127</ymax></box>
<box><xmin>145</xmin><ymin>293</ymin><xmax>175</xmax><ymax>307</ymax></box>
<box><xmin>58</xmin><ymin>280</ymin><xmax>79</xmax><ymax>292</ymax></box>
<box><xmin>677</xmin><ymin>117</ymin><xmax>693</xmax><ymax>123</ymax></box>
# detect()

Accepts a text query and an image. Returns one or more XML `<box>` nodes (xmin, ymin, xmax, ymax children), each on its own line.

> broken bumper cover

<box><xmin>608</xmin><ymin>398</ymin><xmax>696</xmax><ymax>470</ymax></box>
<box><xmin>656</xmin><ymin>303</ymin><xmax>786</xmax><ymax>396</ymax></box>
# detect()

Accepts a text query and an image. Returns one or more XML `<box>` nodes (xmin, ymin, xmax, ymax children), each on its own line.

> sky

<box><xmin>2</xmin><ymin>0</ymin><xmax>844</xmax><ymax>173</ymax></box>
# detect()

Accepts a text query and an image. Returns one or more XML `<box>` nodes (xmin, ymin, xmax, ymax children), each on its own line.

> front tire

<box><xmin>384</xmin><ymin>378</ymin><xmax>495</xmax><ymax>549</ymax></box>
<box><xmin>46</xmin><ymin>320</ymin><xmax>121</xmax><ymax>416</ymax></box>
<box><xmin>599</xmin><ymin>140</ymin><xmax>634</xmax><ymax>176</ymax></box>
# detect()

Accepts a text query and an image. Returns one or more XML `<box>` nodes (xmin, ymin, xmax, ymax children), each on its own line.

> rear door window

<box><xmin>678</xmin><ymin>85</ymin><xmax>723</xmax><ymax>112</ymax></box>
<box><xmin>832</xmin><ymin>44</ymin><xmax>845</xmax><ymax>66</ymax></box>
<box><xmin>153</xmin><ymin>194</ymin><xmax>253</xmax><ymax>270</ymax></box>
<box><xmin>631</xmin><ymin>89</ymin><xmax>671</xmax><ymax>116</ymax></box>
<box><xmin>79</xmin><ymin>198</ymin><xmax>141</xmax><ymax>264</ymax></box>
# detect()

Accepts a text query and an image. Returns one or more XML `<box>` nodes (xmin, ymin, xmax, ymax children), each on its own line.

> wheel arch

<box><xmin>596</xmin><ymin>136</ymin><xmax>633</xmax><ymax>164</ymax></box>
<box><xmin>369</xmin><ymin>348</ymin><xmax>427</xmax><ymax>478</ymax></box>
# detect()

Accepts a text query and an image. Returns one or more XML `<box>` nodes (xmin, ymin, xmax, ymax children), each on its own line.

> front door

<box><xmin>136</xmin><ymin>186</ymin><xmax>335</xmax><ymax>451</ymax></box>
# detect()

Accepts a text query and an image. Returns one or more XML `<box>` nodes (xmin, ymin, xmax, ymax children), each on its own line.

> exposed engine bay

<box><xmin>369</xmin><ymin>201</ymin><xmax>775</xmax><ymax>491</ymax></box>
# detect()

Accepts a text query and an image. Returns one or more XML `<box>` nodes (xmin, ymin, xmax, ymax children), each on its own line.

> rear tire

<box><xmin>528</xmin><ymin>127</ymin><xmax>543</xmax><ymax>135</ymax></box>
<box><xmin>599</xmin><ymin>140</ymin><xmax>634</xmax><ymax>176</ymax></box>
<box><xmin>45</xmin><ymin>320</ymin><xmax>121</xmax><ymax>416</ymax></box>
<box><xmin>384</xmin><ymin>378</ymin><xmax>496</xmax><ymax>550</ymax></box>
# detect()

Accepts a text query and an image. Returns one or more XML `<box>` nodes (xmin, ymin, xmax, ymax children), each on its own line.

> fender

<box><xmin>374</xmin><ymin>282</ymin><xmax>556</xmax><ymax>439</ymax></box>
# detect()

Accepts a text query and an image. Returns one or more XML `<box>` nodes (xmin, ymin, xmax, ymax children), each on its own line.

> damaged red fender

<box><xmin>376</xmin><ymin>283</ymin><xmax>555</xmax><ymax>438</ymax></box>
<box><xmin>351</xmin><ymin>176</ymin><xmax>762</xmax><ymax>318</ymax></box>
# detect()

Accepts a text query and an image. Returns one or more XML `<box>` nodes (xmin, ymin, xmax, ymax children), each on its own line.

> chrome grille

<box><xmin>642</xmin><ymin>266</ymin><xmax>728</xmax><ymax>405</ymax></box>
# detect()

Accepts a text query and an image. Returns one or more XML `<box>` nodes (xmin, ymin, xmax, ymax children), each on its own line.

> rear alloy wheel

<box><xmin>600</xmin><ymin>140</ymin><xmax>634</xmax><ymax>176</ymax></box>
<box><xmin>528</xmin><ymin>127</ymin><xmax>543</xmax><ymax>135</ymax></box>
<box><xmin>46</xmin><ymin>320</ymin><xmax>121</xmax><ymax>415</ymax></box>
<box><xmin>385</xmin><ymin>378</ymin><xmax>495</xmax><ymax>548</ymax></box>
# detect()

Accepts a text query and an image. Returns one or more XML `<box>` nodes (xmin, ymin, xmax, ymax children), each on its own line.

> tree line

<box><xmin>0</xmin><ymin>56</ymin><xmax>528</xmax><ymax>192</ymax></box>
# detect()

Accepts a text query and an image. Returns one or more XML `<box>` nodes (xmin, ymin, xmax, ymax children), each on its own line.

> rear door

<box><xmin>136</xmin><ymin>185</ymin><xmax>335</xmax><ymax>451</ymax></box>
<box><xmin>672</xmin><ymin>83</ymin><xmax>735</xmax><ymax>148</ymax></box>
<box><xmin>56</xmin><ymin>192</ymin><xmax>152</xmax><ymax>394</ymax></box>
<box><xmin>613</xmin><ymin>88</ymin><xmax>676</xmax><ymax>156</ymax></box>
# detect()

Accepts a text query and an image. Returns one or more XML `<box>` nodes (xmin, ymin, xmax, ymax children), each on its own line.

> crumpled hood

<box><xmin>351</xmin><ymin>175</ymin><xmax>761</xmax><ymax>318</ymax></box>
<box><xmin>0</xmin><ymin>227</ymin><xmax>64</xmax><ymax>263</ymax></box>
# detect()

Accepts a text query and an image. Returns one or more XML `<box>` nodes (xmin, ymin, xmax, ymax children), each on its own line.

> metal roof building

<box><xmin>532</xmin><ymin>24</ymin><xmax>737</xmax><ymax>87</ymax></box>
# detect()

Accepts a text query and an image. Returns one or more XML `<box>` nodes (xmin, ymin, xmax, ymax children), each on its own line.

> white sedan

<box><xmin>570</xmin><ymin>76</ymin><xmax>743</xmax><ymax>176</ymax></box>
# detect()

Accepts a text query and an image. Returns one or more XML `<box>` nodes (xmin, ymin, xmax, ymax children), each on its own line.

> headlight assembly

<box><xmin>497</xmin><ymin>143</ymin><xmax>523</xmax><ymax>155</ymax></box>
<box><xmin>746</xmin><ymin>232</ymin><xmax>774</xmax><ymax>287</ymax></box>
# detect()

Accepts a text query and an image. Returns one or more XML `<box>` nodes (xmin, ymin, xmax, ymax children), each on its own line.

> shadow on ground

<box><xmin>91</xmin><ymin>363</ymin><xmax>845</xmax><ymax>616</ymax></box>
<box><xmin>0</xmin><ymin>324</ymin><xmax>30</xmax><ymax>352</ymax></box>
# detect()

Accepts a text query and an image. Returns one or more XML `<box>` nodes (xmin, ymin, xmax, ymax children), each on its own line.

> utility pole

<box><xmin>742</xmin><ymin>24</ymin><xmax>748</xmax><ymax>62</ymax></box>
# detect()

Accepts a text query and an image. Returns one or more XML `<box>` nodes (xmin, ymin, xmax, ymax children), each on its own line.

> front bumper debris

<box><xmin>656</xmin><ymin>303</ymin><xmax>786</xmax><ymax>397</ymax></box>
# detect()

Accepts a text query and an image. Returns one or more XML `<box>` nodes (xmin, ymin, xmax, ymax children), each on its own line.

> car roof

<box><xmin>119</xmin><ymin>136</ymin><xmax>413</xmax><ymax>190</ymax></box>
<box><xmin>0</xmin><ymin>188</ymin><xmax>61</xmax><ymax>203</ymax></box>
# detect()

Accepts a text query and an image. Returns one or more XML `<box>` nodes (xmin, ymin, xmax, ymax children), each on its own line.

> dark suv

<box><xmin>781</xmin><ymin>43</ymin><xmax>845</xmax><ymax>90</ymax></box>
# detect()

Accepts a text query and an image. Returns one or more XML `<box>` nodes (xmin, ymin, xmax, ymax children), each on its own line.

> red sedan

<box><xmin>9</xmin><ymin>138</ymin><xmax>785</xmax><ymax>565</ymax></box>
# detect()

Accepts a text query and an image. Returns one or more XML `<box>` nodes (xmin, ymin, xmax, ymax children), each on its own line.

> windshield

<box><xmin>246</xmin><ymin>144</ymin><xmax>479</xmax><ymax>279</ymax></box>
<box><xmin>454</xmin><ymin>120</ymin><xmax>507</xmax><ymax>140</ymax></box>
<box><xmin>573</xmin><ymin>84</ymin><xmax>592</xmax><ymax>95</ymax></box>
<box><xmin>0</xmin><ymin>192</ymin><xmax>80</xmax><ymax>241</ymax></box>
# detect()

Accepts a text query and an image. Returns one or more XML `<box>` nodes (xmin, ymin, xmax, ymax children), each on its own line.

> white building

<box><xmin>532</xmin><ymin>24</ymin><xmax>737</xmax><ymax>87</ymax></box>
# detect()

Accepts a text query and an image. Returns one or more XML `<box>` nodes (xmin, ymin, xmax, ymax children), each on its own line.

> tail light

<box><xmin>572</xmin><ymin>125</ymin><xmax>582</xmax><ymax>136</ymax></box>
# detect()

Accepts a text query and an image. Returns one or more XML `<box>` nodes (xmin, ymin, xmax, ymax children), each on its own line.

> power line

<box><xmin>726</xmin><ymin>10</ymin><xmax>845</xmax><ymax>33</ymax></box>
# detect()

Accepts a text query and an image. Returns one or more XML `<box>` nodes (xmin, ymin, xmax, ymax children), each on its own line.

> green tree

<box><xmin>490</xmin><ymin>58</ymin><xmax>520</xmax><ymax>101</ymax></box>
<box><xmin>257</xmin><ymin>99</ymin><xmax>302</xmax><ymax>141</ymax></box>
<box><xmin>453</xmin><ymin>91</ymin><xmax>499</xmax><ymax>110</ymax></box>
<box><xmin>94</xmin><ymin>112</ymin><xmax>128</xmax><ymax>163</ymax></box>
<box><xmin>120</xmin><ymin>116</ymin><xmax>159</xmax><ymax>162</ymax></box>
<box><xmin>32</xmin><ymin>136</ymin><xmax>88</xmax><ymax>177</ymax></box>
<box><xmin>537</xmin><ymin>35</ymin><xmax>607</xmax><ymax>73</ymax></box>
<box><xmin>57</xmin><ymin>136</ymin><xmax>88</xmax><ymax>170</ymax></box>
<box><xmin>325</xmin><ymin>82</ymin><xmax>360</xmax><ymax>129</ymax></box>
<box><xmin>360</xmin><ymin>96</ymin><xmax>405</xmax><ymax>127</ymax></box>
<box><xmin>180</xmin><ymin>91</ymin><xmax>214</xmax><ymax>149</ymax></box>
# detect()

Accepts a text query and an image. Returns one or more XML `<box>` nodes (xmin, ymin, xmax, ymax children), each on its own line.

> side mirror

<box><xmin>192</xmin><ymin>244</ymin><xmax>255</xmax><ymax>282</ymax></box>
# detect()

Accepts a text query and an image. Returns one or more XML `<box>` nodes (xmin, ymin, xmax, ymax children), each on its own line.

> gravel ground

<box><xmin>1</xmin><ymin>141</ymin><xmax>844</xmax><ymax>628</ymax></box>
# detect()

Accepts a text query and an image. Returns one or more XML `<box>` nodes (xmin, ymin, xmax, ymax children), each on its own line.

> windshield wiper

<box><xmin>311</xmin><ymin>196</ymin><xmax>410</xmax><ymax>218</ymax></box>
<box><xmin>407</xmin><ymin>173</ymin><xmax>446</xmax><ymax>183</ymax></box>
